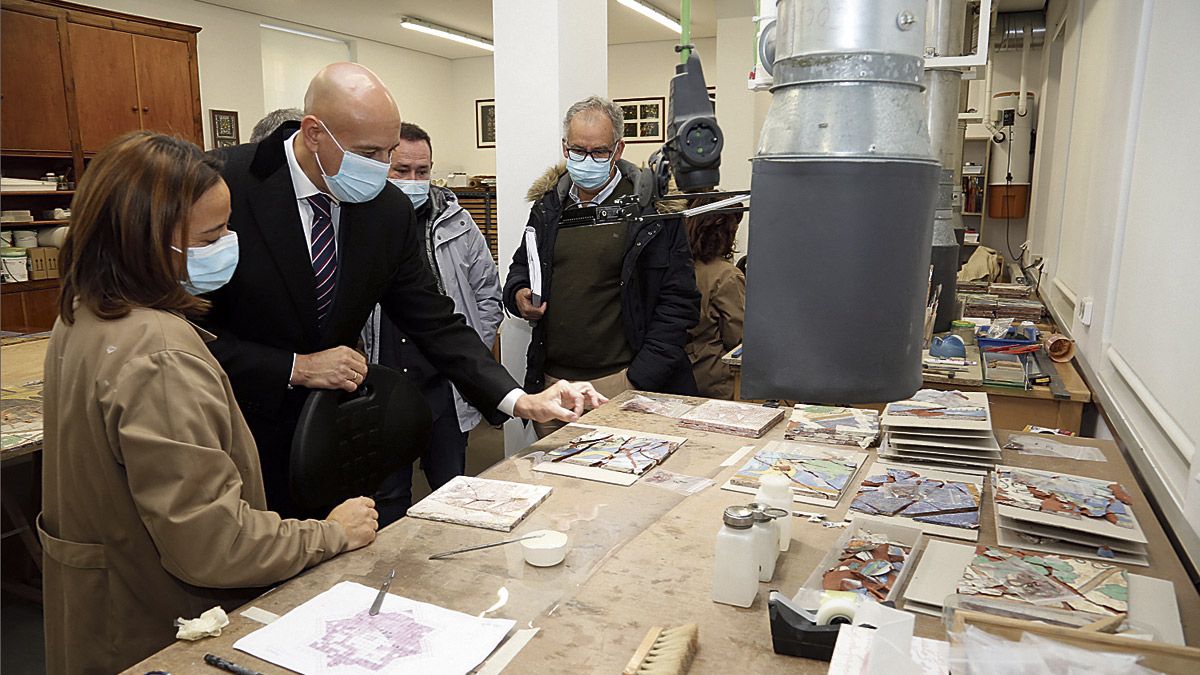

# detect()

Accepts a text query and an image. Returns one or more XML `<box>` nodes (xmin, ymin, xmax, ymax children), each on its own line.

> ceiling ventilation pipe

<box><xmin>742</xmin><ymin>0</ymin><xmax>939</xmax><ymax>403</ymax></box>
<box><xmin>924</xmin><ymin>0</ymin><xmax>968</xmax><ymax>333</ymax></box>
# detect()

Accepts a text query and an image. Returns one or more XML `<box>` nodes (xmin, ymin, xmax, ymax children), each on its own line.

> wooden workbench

<box><xmin>129</xmin><ymin>392</ymin><xmax>1198</xmax><ymax>674</ymax></box>
<box><xmin>1</xmin><ymin>333</ymin><xmax>48</xmax><ymax>463</ymax></box>
<box><xmin>723</xmin><ymin>346</ymin><xmax>1092</xmax><ymax>434</ymax></box>
<box><xmin>1</xmin><ymin>334</ymin><xmax>49</xmax><ymax>603</ymax></box>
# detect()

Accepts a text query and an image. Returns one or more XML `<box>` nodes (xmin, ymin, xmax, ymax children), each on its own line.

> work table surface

<box><xmin>129</xmin><ymin>392</ymin><xmax>1199</xmax><ymax>674</ymax></box>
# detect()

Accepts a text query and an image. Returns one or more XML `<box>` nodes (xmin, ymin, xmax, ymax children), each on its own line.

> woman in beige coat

<box><xmin>39</xmin><ymin>132</ymin><xmax>379</xmax><ymax>674</ymax></box>
<box><xmin>683</xmin><ymin>196</ymin><xmax>746</xmax><ymax>400</ymax></box>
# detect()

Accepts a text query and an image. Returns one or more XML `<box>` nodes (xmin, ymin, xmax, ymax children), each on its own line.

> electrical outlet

<box><xmin>1076</xmin><ymin>296</ymin><xmax>1094</xmax><ymax>326</ymax></box>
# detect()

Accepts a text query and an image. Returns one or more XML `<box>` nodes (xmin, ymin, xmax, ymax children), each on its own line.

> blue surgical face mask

<box><xmin>566</xmin><ymin>155</ymin><xmax>612</xmax><ymax>190</ymax></box>
<box><xmin>389</xmin><ymin>178</ymin><xmax>430</xmax><ymax>209</ymax></box>
<box><xmin>314</xmin><ymin>120</ymin><xmax>390</xmax><ymax>203</ymax></box>
<box><xmin>175</xmin><ymin>231</ymin><xmax>239</xmax><ymax>295</ymax></box>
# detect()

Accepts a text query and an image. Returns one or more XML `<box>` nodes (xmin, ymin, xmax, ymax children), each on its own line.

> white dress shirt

<box><xmin>281</xmin><ymin>131</ymin><xmax>525</xmax><ymax>417</ymax></box>
<box><xmin>283</xmin><ymin>130</ymin><xmax>341</xmax><ymax>256</ymax></box>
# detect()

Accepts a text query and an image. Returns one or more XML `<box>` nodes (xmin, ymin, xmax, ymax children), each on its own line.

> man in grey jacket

<box><xmin>363</xmin><ymin>123</ymin><xmax>503</xmax><ymax>525</ymax></box>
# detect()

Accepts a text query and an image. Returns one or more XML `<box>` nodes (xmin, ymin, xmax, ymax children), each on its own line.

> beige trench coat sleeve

<box><xmin>103</xmin><ymin>349</ymin><xmax>347</xmax><ymax>589</ymax></box>
<box><xmin>712</xmin><ymin>267</ymin><xmax>746</xmax><ymax>351</ymax></box>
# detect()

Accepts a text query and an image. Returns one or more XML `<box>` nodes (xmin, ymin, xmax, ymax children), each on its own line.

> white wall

<box><xmin>444</xmin><ymin>56</ymin><xmax>496</xmax><ymax>176</ymax></box>
<box><xmin>260</xmin><ymin>26</ymin><xmax>350</xmax><ymax>113</ymax></box>
<box><xmin>1027</xmin><ymin>0</ymin><xmax>1200</xmax><ymax>566</ymax></box>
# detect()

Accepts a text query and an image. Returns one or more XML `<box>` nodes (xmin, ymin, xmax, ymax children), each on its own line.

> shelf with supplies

<box><xmin>1</xmin><ymin>219</ymin><xmax>68</xmax><ymax>228</ymax></box>
<box><xmin>449</xmin><ymin>188</ymin><xmax>498</xmax><ymax>263</ymax></box>
<box><xmin>0</xmin><ymin>190</ymin><xmax>74</xmax><ymax>197</ymax></box>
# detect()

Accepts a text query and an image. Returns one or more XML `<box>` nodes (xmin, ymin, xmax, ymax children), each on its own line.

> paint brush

<box><xmin>428</xmin><ymin>533</ymin><xmax>546</xmax><ymax>560</ymax></box>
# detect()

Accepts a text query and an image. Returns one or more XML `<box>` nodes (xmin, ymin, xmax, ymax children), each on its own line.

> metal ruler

<box><xmin>1031</xmin><ymin>349</ymin><xmax>1071</xmax><ymax>400</ymax></box>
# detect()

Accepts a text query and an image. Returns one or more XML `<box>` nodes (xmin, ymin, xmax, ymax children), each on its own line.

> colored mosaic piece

<box><xmin>850</xmin><ymin>467</ymin><xmax>981</xmax><ymax>530</ymax></box>
<box><xmin>957</xmin><ymin>546</ymin><xmax>1128</xmax><ymax>616</ymax></box>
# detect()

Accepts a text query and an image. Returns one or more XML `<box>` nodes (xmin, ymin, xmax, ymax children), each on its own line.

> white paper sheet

<box><xmin>524</xmin><ymin>227</ymin><xmax>542</xmax><ymax>305</ymax></box>
<box><xmin>234</xmin><ymin>581</ymin><xmax>515</xmax><ymax>675</ymax></box>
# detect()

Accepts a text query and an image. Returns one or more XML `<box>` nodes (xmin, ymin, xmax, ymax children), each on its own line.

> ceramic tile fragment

<box><xmin>677</xmin><ymin>400</ymin><xmax>784</xmax><ymax>438</ymax></box>
<box><xmin>783</xmin><ymin>404</ymin><xmax>880</xmax><ymax>448</ymax></box>
<box><xmin>850</xmin><ymin>467</ymin><xmax>981</xmax><ymax>531</ymax></box>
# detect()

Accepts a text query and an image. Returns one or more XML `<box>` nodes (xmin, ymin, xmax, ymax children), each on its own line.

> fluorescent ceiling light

<box><xmin>400</xmin><ymin>17</ymin><xmax>494</xmax><ymax>52</ymax></box>
<box><xmin>260</xmin><ymin>23</ymin><xmax>347</xmax><ymax>44</ymax></box>
<box><xmin>616</xmin><ymin>0</ymin><xmax>682</xmax><ymax>33</ymax></box>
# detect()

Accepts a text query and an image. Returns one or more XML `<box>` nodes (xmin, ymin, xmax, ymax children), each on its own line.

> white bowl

<box><xmin>520</xmin><ymin>530</ymin><xmax>569</xmax><ymax>567</ymax></box>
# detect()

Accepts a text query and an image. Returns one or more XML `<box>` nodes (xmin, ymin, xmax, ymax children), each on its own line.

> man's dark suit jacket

<box><xmin>204</xmin><ymin>121</ymin><xmax>516</xmax><ymax>516</ymax></box>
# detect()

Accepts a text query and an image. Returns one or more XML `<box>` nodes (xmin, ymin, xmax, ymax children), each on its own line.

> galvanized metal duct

<box><xmin>925</xmin><ymin>0</ymin><xmax>968</xmax><ymax>332</ymax></box>
<box><xmin>995</xmin><ymin>10</ymin><xmax>1046</xmax><ymax>51</ymax></box>
<box><xmin>743</xmin><ymin>0</ymin><xmax>939</xmax><ymax>403</ymax></box>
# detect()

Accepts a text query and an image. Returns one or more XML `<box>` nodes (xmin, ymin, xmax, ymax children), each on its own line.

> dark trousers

<box><xmin>243</xmin><ymin>412</ymin><xmax>311</xmax><ymax>520</ymax></box>
<box><xmin>374</xmin><ymin>379</ymin><xmax>468</xmax><ymax>527</ymax></box>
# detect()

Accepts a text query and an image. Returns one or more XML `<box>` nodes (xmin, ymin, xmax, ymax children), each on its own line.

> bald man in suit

<box><xmin>205</xmin><ymin>63</ymin><xmax>605</xmax><ymax>517</ymax></box>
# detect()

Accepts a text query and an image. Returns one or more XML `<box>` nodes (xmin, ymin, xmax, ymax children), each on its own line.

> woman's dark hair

<box><xmin>684</xmin><ymin>195</ymin><xmax>742</xmax><ymax>263</ymax></box>
<box><xmin>59</xmin><ymin>131</ymin><xmax>223</xmax><ymax>323</ymax></box>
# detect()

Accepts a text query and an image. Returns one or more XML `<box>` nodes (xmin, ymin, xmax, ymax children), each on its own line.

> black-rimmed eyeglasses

<box><xmin>564</xmin><ymin>145</ymin><xmax>616</xmax><ymax>162</ymax></box>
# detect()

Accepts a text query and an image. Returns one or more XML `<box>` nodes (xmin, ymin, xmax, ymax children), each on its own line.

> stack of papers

<box><xmin>722</xmin><ymin>440</ymin><xmax>867</xmax><ymax>507</ymax></box>
<box><xmin>782</xmin><ymin>404</ymin><xmax>880</xmax><ymax>448</ymax></box>
<box><xmin>991</xmin><ymin>465</ymin><xmax>1149</xmax><ymax>566</ymax></box>
<box><xmin>921</xmin><ymin>347</ymin><xmax>983</xmax><ymax>387</ymax></box>
<box><xmin>1</xmin><ymin>177</ymin><xmax>57</xmax><ymax>193</ymax></box>
<box><xmin>878</xmin><ymin>390</ymin><xmax>1001</xmax><ymax>471</ymax></box>
<box><xmin>988</xmin><ymin>282</ymin><xmax>1034</xmax><ymax>299</ymax></box>
<box><xmin>677</xmin><ymin>399</ymin><xmax>784</xmax><ymax>438</ymax></box>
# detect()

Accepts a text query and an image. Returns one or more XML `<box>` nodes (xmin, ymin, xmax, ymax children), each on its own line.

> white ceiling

<box><xmin>199</xmin><ymin>0</ymin><xmax>718</xmax><ymax>60</ymax></box>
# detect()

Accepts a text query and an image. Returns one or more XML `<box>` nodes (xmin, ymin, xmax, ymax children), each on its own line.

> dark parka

<box><xmin>503</xmin><ymin>161</ymin><xmax>701</xmax><ymax>395</ymax></box>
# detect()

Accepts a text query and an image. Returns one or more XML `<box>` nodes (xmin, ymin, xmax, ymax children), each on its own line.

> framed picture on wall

<box><xmin>210</xmin><ymin>109</ymin><xmax>240</xmax><ymax>149</ymax></box>
<box><xmin>614</xmin><ymin>97</ymin><xmax>664</xmax><ymax>144</ymax></box>
<box><xmin>476</xmin><ymin>99</ymin><xmax>496</xmax><ymax>148</ymax></box>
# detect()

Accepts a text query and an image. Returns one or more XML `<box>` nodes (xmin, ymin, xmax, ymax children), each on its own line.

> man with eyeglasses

<box><xmin>205</xmin><ymin>63</ymin><xmax>606</xmax><ymax>518</ymax></box>
<box><xmin>505</xmin><ymin>95</ymin><xmax>701</xmax><ymax>438</ymax></box>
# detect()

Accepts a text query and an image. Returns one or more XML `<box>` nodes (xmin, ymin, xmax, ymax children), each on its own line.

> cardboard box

<box><xmin>44</xmin><ymin>246</ymin><xmax>59</xmax><ymax>278</ymax></box>
<box><xmin>27</xmin><ymin>247</ymin><xmax>48</xmax><ymax>280</ymax></box>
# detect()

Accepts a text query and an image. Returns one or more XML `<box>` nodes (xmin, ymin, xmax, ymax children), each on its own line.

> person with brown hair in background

<box><xmin>39</xmin><ymin>131</ymin><xmax>379</xmax><ymax>674</ymax></box>
<box><xmin>684</xmin><ymin>194</ymin><xmax>745</xmax><ymax>400</ymax></box>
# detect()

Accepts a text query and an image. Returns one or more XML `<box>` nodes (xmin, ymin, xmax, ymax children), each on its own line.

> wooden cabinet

<box><xmin>0</xmin><ymin>0</ymin><xmax>201</xmax><ymax>160</ymax></box>
<box><xmin>0</xmin><ymin>9</ymin><xmax>72</xmax><ymax>153</ymax></box>
<box><xmin>133</xmin><ymin>34</ymin><xmax>199</xmax><ymax>141</ymax></box>
<box><xmin>0</xmin><ymin>0</ymin><xmax>201</xmax><ymax>333</ymax></box>
<box><xmin>0</xmin><ymin>279</ymin><xmax>60</xmax><ymax>333</ymax></box>
<box><xmin>67</xmin><ymin>25</ymin><xmax>201</xmax><ymax>151</ymax></box>
<box><xmin>68</xmin><ymin>22</ymin><xmax>140</xmax><ymax>152</ymax></box>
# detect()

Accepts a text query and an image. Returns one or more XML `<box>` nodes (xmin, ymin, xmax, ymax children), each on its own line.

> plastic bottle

<box><xmin>756</xmin><ymin>473</ymin><xmax>794</xmax><ymax>552</ymax></box>
<box><xmin>751</xmin><ymin>506</ymin><xmax>778</xmax><ymax>582</ymax></box>
<box><xmin>712</xmin><ymin>505</ymin><xmax>759</xmax><ymax>607</ymax></box>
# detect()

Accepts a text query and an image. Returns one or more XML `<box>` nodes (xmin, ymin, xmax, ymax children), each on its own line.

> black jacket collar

<box><xmin>250</xmin><ymin>120</ymin><xmax>302</xmax><ymax>180</ymax></box>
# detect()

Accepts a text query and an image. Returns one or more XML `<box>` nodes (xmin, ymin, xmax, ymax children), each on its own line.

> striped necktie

<box><xmin>307</xmin><ymin>193</ymin><xmax>337</xmax><ymax>326</ymax></box>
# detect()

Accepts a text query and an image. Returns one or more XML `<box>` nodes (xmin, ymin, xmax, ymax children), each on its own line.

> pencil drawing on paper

<box><xmin>310</xmin><ymin>609</ymin><xmax>434</xmax><ymax>670</ymax></box>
